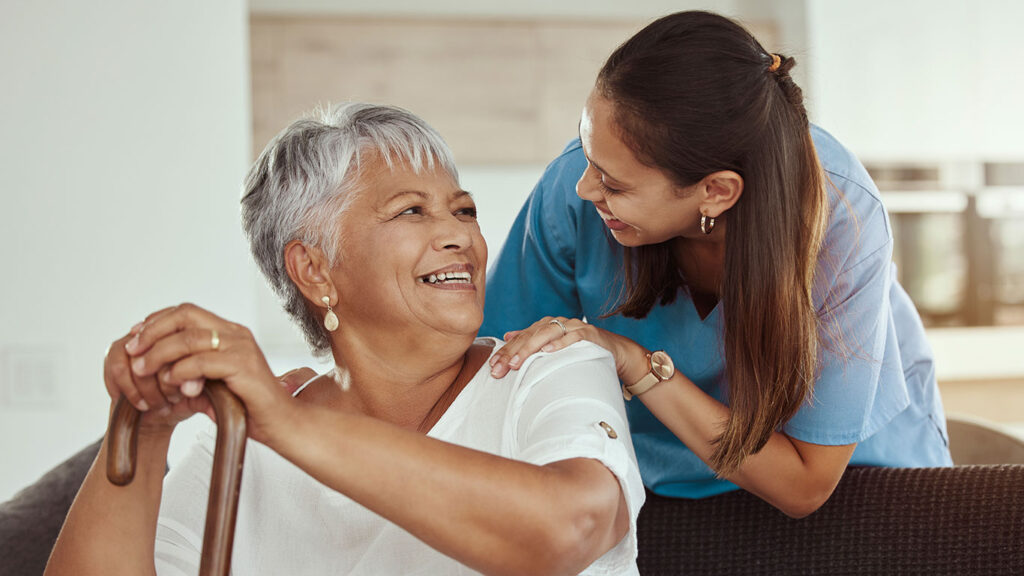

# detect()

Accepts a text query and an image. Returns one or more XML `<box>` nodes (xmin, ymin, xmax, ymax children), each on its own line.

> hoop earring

<box><xmin>700</xmin><ymin>214</ymin><xmax>716</xmax><ymax>235</ymax></box>
<box><xmin>321</xmin><ymin>296</ymin><xmax>339</xmax><ymax>332</ymax></box>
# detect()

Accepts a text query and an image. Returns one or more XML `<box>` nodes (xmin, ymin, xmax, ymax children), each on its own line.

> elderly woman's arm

<box><xmin>272</xmin><ymin>343</ymin><xmax>636</xmax><ymax>575</ymax></box>
<box><xmin>44</xmin><ymin>429</ymin><xmax>171</xmax><ymax>576</ymax></box>
<box><xmin>44</xmin><ymin>332</ymin><xmax>315</xmax><ymax>576</ymax></box>
<box><xmin>275</xmin><ymin>398</ymin><xmax>632</xmax><ymax>576</ymax></box>
<box><xmin>44</xmin><ymin>329</ymin><xmax>192</xmax><ymax>576</ymax></box>
<box><xmin>124</xmin><ymin>305</ymin><xmax>636</xmax><ymax>576</ymax></box>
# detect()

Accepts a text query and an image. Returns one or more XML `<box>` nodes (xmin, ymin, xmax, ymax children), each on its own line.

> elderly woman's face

<box><xmin>331</xmin><ymin>154</ymin><xmax>486</xmax><ymax>340</ymax></box>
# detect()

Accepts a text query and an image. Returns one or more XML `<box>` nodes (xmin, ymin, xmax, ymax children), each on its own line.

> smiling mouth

<box><xmin>595</xmin><ymin>207</ymin><xmax>630</xmax><ymax>231</ymax></box>
<box><xmin>418</xmin><ymin>270</ymin><xmax>472</xmax><ymax>285</ymax></box>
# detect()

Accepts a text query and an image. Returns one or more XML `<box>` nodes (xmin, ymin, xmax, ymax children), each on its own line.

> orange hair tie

<box><xmin>768</xmin><ymin>53</ymin><xmax>782</xmax><ymax>73</ymax></box>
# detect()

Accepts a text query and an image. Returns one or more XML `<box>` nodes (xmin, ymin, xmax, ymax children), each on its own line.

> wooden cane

<box><xmin>107</xmin><ymin>380</ymin><xmax>247</xmax><ymax>576</ymax></box>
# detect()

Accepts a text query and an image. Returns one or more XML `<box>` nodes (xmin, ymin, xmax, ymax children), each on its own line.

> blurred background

<box><xmin>2</xmin><ymin>0</ymin><xmax>1022</xmax><ymax>502</ymax></box>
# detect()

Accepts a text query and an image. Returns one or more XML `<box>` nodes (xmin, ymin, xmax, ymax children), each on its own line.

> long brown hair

<box><xmin>597</xmin><ymin>11</ymin><xmax>829</xmax><ymax>476</ymax></box>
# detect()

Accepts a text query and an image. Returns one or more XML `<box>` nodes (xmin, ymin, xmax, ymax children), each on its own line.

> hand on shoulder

<box><xmin>488</xmin><ymin>316</ymin><xmax>647</xmax><ymax>383</ymax></box>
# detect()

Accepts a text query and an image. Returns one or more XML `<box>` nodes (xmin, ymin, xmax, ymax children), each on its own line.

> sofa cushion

<box><xmin>0</xmin><ymin>439</ymin><xmax>101</xmax><ymax>576</ymax></box>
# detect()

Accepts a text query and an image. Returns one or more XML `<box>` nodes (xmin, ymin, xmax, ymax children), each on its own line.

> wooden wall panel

<box><xmin>250</xmin><ymin>16</ymin><xmax>775</xmax><ymax>164</ymax></box>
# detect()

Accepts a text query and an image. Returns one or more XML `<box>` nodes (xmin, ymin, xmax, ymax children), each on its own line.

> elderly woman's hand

<box><xmin>104</xmin><ymin>328</ymin><xmax>211</xmax><ymax>433</ymax></box>
<box><xmin>119</xmin><ymin>303</ymin><xmax>295</xmax><ymax>444</ymax></box>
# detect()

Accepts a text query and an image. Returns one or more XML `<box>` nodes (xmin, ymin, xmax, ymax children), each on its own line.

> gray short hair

<box><xmin>241</xmin><ymin>103</ymin><xmax>459</xmax><ymax>356</ymax></box>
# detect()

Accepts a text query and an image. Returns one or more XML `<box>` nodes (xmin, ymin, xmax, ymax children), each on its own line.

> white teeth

<box><xmin>421</xmin><ymin>270</ymin><xmax>471</xmax><ymax>284</ymax></box>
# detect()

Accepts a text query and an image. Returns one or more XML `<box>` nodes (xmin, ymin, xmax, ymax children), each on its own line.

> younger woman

<box><xmin>484</xmin><ymin>10</ymin><xmax>952</xmax><ymax>518</ymax></box>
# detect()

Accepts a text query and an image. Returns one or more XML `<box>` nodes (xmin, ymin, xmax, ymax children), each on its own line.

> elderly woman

<box><xmin>45</xmin><ymin>103</ymin><xmax>644</xmax><ymax>576</ymax></box>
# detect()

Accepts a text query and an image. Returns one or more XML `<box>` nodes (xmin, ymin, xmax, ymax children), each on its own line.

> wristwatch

<box><xmin>623</xmin><ymin>350</ymin><xmax>675</xmax><ymax>400</ymax></box>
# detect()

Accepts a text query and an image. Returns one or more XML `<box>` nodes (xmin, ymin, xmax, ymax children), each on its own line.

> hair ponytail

<box><xmin>598</xmin><ymin>11</ymin><xmax>828</xmax><ymax>475</ymax></box>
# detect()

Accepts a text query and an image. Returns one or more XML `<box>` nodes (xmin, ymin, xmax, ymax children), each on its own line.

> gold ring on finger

<box><xmin>210</xmin><ymin>329</ymin><xmax>220</xmax><ymax>351</ymax></box>
<box><xmin>548</xmin><ymin>318</ymin><xmax>568</xmax><ymax>337</ymax></box>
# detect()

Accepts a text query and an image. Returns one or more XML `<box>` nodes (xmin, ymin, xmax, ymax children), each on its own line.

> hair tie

<box><xmin>768</xmin><ymin>53</ymin><xmax>782</xmax><ymax>73</ymax></box>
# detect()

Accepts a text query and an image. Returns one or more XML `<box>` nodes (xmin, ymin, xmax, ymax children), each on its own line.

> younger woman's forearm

<box><xmin>637</xmin><ymin>374</ymin><xmax>852</xmax><ymax>517</ymax></box>
<box><xmin>44</xmin><ymin>431</ymin><xmax>171</xmax><ymax>576</ymax></box>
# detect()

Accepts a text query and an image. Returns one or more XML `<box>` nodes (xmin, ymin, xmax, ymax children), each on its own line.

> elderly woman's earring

<box><xmin>700</xmin><ymin>213</ymin><xmax>716</xmax><ymax>235</ymax></box>
<box><xmin>322</xmin><ymin>296</ymin><xmax>339</xmax><ymax>332</ymax></box>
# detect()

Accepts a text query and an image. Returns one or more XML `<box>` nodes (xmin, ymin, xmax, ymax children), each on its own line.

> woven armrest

<box><xmin>637</xmin><ymin>465</ymin><xmax>1024</xmax><ymax>576</ymax></box>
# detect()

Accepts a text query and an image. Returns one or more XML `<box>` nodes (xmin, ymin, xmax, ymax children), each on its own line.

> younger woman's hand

<box><xmin>120</xmin><ymin>303</ymin><xmax>295</xmax><ymax>445</ymax></box>
<box><xmin>488</xmin><ymin>316</ymin><xmax>646</xmax><ymax>380</ymax></box>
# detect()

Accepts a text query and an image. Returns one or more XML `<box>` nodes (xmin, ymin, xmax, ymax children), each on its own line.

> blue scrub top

<box><xmin>481</xmin><ymin>125</ymin><xmax>952</xmax><ymax>499</ymax></box>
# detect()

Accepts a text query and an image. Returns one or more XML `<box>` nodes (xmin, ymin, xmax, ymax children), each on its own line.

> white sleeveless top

<box><xmin>153</xmin><ymin>339</ymin><xmax>644</xmax><ymax>575</ymax></box>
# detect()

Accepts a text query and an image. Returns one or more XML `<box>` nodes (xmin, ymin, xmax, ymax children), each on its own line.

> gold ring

<box><xmin>210</xmin><ymin>329</ymin><xmax>220</xmax><ymax>351</ymax></box>
<box><xmin>548</xmin><ymin>318</ymin><xmax>568</xmax><ymax>337</ymax></box>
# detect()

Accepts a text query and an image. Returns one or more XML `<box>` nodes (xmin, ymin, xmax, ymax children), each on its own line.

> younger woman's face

<box><xmin>576</xmin><ymin>91</ymin><xmax>703</xmax><ymax>247</ymax></box>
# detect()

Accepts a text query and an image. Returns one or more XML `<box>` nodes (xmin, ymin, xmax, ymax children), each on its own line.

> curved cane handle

<box><xmin>107</xmin><ymin>381</ymin><xmax>247</xmax><ymax>576</ymax></box>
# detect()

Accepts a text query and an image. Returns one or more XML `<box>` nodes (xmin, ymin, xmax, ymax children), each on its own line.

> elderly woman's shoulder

<box><xmin>289</xmin><ymin>371</ymin><xmax>344</xmax><ymax>405</ymax></box>
<box><xmin>489</xmin><ymin>338</ymin><xmax>617</xmax><ymax>385</ymax></box>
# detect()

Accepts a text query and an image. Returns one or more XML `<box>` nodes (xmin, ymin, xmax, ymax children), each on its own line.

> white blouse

<box><xmin>153</xmin><ymin>339</ymin><xmax>645</xmax><ymax>575</ymax></box>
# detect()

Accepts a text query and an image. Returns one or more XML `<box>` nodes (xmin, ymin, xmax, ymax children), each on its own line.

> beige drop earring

<box><xmin>322</xmin><ymin>296</ymin><xmax>339</xmax><ymax>332</ymax></box>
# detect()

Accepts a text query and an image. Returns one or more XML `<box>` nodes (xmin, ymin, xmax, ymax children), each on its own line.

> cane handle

<box><xmin>107</xmin><ymin>380</ymin><xmax>247</xmax><ymax>576</ymax></box>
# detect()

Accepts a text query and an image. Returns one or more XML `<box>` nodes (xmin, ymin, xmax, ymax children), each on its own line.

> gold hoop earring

<box><xmin>700</xmin><ymin>214</ymin><xmax>716</xmax><ymax>235</ymax></box>
<box><xmin>322</xmin><ymin>296</ymin><xmax>339</xmax><ymax>332</ymax></box>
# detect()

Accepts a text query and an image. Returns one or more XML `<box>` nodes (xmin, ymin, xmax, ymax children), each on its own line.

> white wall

<box><xmin>806</xmin><ymin>0</ymin><xmax>1024</xmax><ymax>385</ymax></box>
<box><xmin>249</xmin><ymin>0</ymin><xmax>741</xmax><ymax>19</ymax></box>
<box><xmin>0</xmin><ymin>0</ymin><xmax>252</xmax><ymax>501</ymax></box>
<box><xmin>807</xmin><ymin>0</ymin><xmax>1024</xmax><ymax>162</ymax></box>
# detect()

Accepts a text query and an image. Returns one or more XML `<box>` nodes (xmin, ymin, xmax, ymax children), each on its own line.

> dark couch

<box><xmin>0</xmin><ymin>440</ymin><xmax>103</xmax><ymax>576</ymax></box>
<box><xmin>637</xmin><ymin>464</ymin><xmax>1024</xmax><ymax>575</ymax></box>
<box><xmin>3</xmin><ymin>439</ymin><xmax>1022</xmax><ymax>575</ymax></box>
